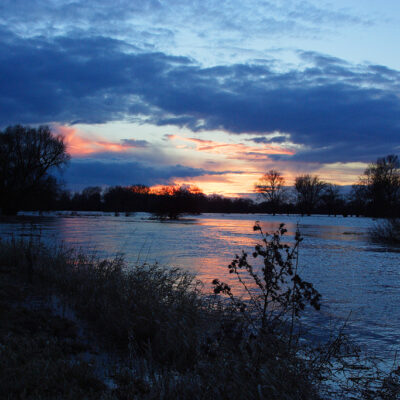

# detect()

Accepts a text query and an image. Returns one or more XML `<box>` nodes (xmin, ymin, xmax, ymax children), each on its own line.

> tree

<box><xmin>72</xmin><ymin>186</ymin><xmax>103</xmax><ymax>211</ymax></box>
<box><xmin>359</xmin><ymin>154</ymin><xmax>400</xmax><ymax>217</ymax></box>
<box><xmin>103</xmin><ymin>186</ymin><xmax>135</xmax><ymax>212</ymax></box>
<box><xmin>0</xmin><ymin>125</ymin><xmax>70</xmax><ymax>215</ymax></box>
<box><xmin>152</xmin><ymin>185</ymin><xmax>205</xmax><ymax>219</ymax></box>
<box><xmin>255</xmin><ymin>169</ymin><xmax>286</xmax><ymax>215</ymax></box>
<box><xmin>129</xmin><ymin>184</ymin><xmax>150</xmax><ymax>195</ymax></box>
<box><xmin>294</xmin><ymin>174</ymin><xmax>326</xmax><ymax>215</ymax></box>
<box><xmin>348</xmin><ymin>184</ymin><xmax>368</xmax><ymax>216</ymax></box>
<box><xmin>320</xmin><ymin>184</ymin><xmax>343</xmax><ymax>216</ymax></box>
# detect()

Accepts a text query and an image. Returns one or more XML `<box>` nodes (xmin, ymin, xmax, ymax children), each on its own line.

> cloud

<box><xmin>120</xmin><ymin>139</ymin><xmax>149</xmax><ymax>148</ymax></box>
<box><xmin>167</xmin><ymin>135</ymin><xmax>294</xmax><ymax>161</ymax></box>
<box><xmin>62</xmin><ymin>159</ymin><xmax>241</xmax><ymax>189</ymax></box>
<box><xmin>55</xmin><ymin>126</ymin><xmax>150</xmax><ymax>156</ymax></box>
<box><xmin>1</xmin><ymin>29</ymin><xmax>400</xmax><ymax>164</ymax></box>
<box><xmin>248</xmin><ymin>135</ymin><xmax>289</xmax><ymax>144</ymax></box>
<box><xmin>0</xmin><ymin>0</ymin><xmax>369</xmax><ymax>47</ymax></box>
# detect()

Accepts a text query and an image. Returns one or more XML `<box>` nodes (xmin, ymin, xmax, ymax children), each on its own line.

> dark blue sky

<box><xmin>1</xmin><ymin>1</ymin><xmax>399</xmax><ymax>195</ymax></box>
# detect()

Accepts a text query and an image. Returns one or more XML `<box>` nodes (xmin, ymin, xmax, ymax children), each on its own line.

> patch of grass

<box><xmin>0</xmin><ymin>263</ymin><xmax>114</xmax><ymax>399</ymax></box>
<box><xmin>0</xmin><ymin>336</ymin><xmax>108</xmax><ymax>400</ymax></box>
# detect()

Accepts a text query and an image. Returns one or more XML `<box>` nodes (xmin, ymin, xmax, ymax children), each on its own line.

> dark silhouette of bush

<box><xmin>213</xmin><ymin>223</ymin><xmax>321</xmax><ymax>338</ymax></box>
<box><xmin>370</xmin><ymin>218</ymin><xmax>400</xmax><ymax>244</ymax></box>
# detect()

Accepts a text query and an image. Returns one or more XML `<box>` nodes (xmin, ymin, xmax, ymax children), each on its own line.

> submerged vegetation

<box><xmin>1</xmin><ymin>225</ymin><xmax>399</xmax><ymax>399</ymax></box>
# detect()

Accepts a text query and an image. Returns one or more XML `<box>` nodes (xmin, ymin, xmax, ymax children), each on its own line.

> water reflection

<box><xmin>1</xmin><ymin>212</ymin><xmax>400</xmax><ymax>356</ymax></box>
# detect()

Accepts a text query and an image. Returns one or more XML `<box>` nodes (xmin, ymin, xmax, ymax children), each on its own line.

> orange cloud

<box><xmin>55</xmin><ymin>125</ymin><xmax>145</xmax><ymax>157</ymax></box>
<box><xmin>167</xmin><ymin>135</ymin><xmax>295</xmax><ymax>161</ymax></box>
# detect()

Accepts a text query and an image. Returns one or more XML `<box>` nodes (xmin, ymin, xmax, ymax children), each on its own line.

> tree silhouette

<box><xmin>294</xmin><ymin>174</ymin><xmax>326</xmax><ymax>215</ymax></box>
<box><xmin>255</xmin><ymin>169</ymin><xmax>286</xmax><ymax>215</ymax></box>
<box><xmin>152</xmin><ymin>185</ymin><xmax>205</xmax><ymax>219</ymax></box>
<box><xmin>321</xmin><ymin>184</ymin><xmax>343</xmax><ymax>216</ymax></box>
<box><xmin>359</xmin><ymin>154</ymin><xmax>400</xmax><ymax>217</ymax></box>
<box><xmin>0</xmin><ymin>125</ymin><xmax>69</xmax><ymax>215</ymax></box>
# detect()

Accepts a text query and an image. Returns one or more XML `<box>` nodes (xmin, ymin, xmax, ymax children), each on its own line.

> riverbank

<box><xmin>0</xmin><ymin>235</ymin><xmax>398</xmax><ymax>399</ymax></box>
<box><xmin>0</xmin><ymin>262</ymin><xmax>111</xmax><ymax>399</ymax></box>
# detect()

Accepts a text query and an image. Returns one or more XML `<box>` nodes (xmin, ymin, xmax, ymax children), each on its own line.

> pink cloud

<box><xmin>167</xmin><ymin>134</ymin><xmax>295</xmax><ymax>161</ymax></box>
<box><xmin>55</xmin><ymin>125</ymin><xmax>146</xmax><ymax>157</ymax></box>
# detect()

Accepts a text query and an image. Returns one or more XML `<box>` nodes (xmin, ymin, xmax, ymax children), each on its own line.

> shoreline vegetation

<box><xmin>10</xmin><ymin>179</ymin><xmax>400</xmax><ymax>220</ymax></box>
<box><xmin>1</xmin><ymin>225</ymin><xmax>399</xmax><ymax>399</ymax></box>
<box><xmin>1</xmin><ymin>126</ymin><xmax>399</xmax><ymax>220</ymax></box>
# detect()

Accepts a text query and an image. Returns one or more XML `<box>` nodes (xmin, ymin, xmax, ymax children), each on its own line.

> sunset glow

<box><xmin>2</xmin><ymin>4</ymin><xmax>400</xmax><ymax>395</ymax></box>
<box><xmin>167</xmin><ymin>135</ymin><xmax>296</xmax><ymax>158</ymax></box>
<box><xmin>1</xmin><ymin>1</ymin><xmax>399</xmax><ymax>196</ymax></box>
<box><xmin>58</xmin><ymin>126</ymin><xmax>145</xmax><ymax>157</ymax></box>
<box><xmin>54</xmin><ymin>124</ymin><xmax>368</xmax><ymax>195</ymax></box>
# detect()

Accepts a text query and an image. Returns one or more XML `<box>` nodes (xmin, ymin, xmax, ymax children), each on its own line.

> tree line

<box><xmin>254</xmin><ymin>156</ymin><xmax>400</xmax><ymax>218</ymax></box>
<box><xmin>1</xmin><ymin>125</ymin><xmax>399</xmax><ymax>218</ymax></box>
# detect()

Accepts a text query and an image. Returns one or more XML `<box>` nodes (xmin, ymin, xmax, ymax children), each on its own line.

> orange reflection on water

<box><xmin>193</xmin><ymin>217</ymin><xmax>299</xmax><ymax>295</ymax></box>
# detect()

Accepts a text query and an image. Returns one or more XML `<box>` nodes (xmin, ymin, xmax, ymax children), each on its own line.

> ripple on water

<box><xmin>0</xmin><ymin>212</ymin><xmax>399</xmax><ymax>358</ymax></box>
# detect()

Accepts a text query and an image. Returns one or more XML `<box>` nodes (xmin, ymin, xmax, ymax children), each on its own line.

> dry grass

<box><xmin>0</xmin><ymin>232</ymin><xmax>399</xmax><ymax>399</ymax></box>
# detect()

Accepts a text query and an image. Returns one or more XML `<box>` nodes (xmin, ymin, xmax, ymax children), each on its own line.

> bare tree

<box><xmin>0</xmin><ymin>125</ymin><xmax>70</xmax><ymax>215</ymax></box>
<box><xmin>255</xmin><ymin>169</ymin><xmax>286</xmax><ymax>215</ymax></box>
<box><xmin>321</xmin><ymin>184</ymin><xmax>343</xmax><ymax>216</ymax></box>
<box><xmin>294</xmin><ymin>174</ymin><xmax>326</xmax><ymax>215</ymax></box>
<box><xmin>359</xmin><ymin>154</ymin><xmax>400</xmax><ymax>217</ymax></box>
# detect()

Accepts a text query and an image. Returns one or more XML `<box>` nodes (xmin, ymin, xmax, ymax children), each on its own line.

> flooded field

<box><xmin>1</xmin><ymin>212</ymin><xmax>399</xmax><ymax>357</ymax></box>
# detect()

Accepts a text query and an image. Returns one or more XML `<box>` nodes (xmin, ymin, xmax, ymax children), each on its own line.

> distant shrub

<box><xmin>370</xmin><ymin>218</ymin><xmax>400</xmax><ymax>244</ymax></box>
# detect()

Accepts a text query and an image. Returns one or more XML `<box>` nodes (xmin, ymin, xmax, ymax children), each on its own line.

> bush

<box><xmin>370</xmin><ymin>218</ymin><xmax>400</xmax><ymax>244</ymax></box>
<box><xmin>213</xmin><ymin>222</ymin><xmax>321</xmax><ymax>339</ymax></box>
<box><xmin>213</xmin><ymin>223</ymin><xmax>400</xmax><ymax>399</ymax></box>
<box><xmin>0</xmin><ymin>233</ymin><xmax>321</xmax><ymax>399</ymax></box>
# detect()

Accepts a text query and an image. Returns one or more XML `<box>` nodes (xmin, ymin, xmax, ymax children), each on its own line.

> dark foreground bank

<box><xmin>0</xmin><ymin>231</ymin><xmax>399</xmax><ymax>399</ymax></box>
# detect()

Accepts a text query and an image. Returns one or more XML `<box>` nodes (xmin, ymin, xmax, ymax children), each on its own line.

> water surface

<box><xmin>1</xmin><ymin>212</ymin><xmax>399</xmax><ymax>358</ymax></box>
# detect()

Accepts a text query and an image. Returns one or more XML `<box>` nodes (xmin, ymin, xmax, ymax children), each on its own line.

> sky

<box><xmin>0</xmin><ymin>0</ymin><xmax>399</xmax><ymax>196</ymax></box>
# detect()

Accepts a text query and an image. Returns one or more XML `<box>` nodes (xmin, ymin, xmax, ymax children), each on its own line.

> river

<box><xmin>1</xmin><ymin>212</ymin><xmax>399</xmax><ymax>359</ymax></box>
